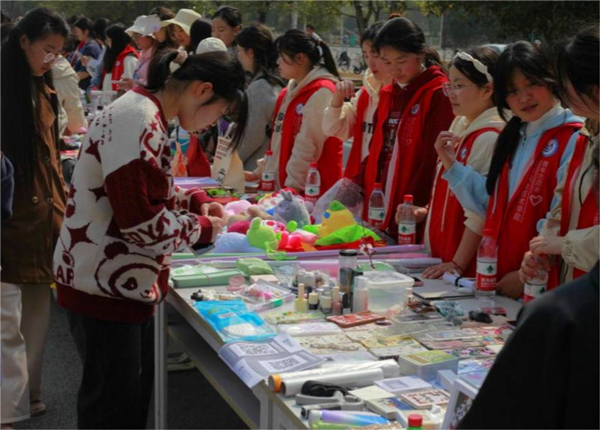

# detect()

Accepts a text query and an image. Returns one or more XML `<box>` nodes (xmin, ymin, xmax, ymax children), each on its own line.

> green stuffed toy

<box><xmin>247</xmin><ymin>218</ymin><xmax>279</xmax><ymax>251</ymax></box>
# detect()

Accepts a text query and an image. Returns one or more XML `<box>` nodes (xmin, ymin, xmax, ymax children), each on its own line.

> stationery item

<box><xmin>411</xmin><ymin>281</ymin><xmax>475</xmax><ymax>301</ymax></box>
<box><xmin>400</xmin><ymin>388</ymin><xmax>451</xmax><ymax>410</ymax></box>
<box><xmin>397</xmin><ymin>351</ymin><xmax>460</xmax><ymax>382</ymax></box>
<box><xmin>349</xmin><ymin>386</ymin><xmax>395</xmax><ymax>402</ymax></box>
<box><xmin>420</xmin><ymin>339</ymin><xmax>485</xmax><ymax>350</ymax></box>
<box><xmin>366</xmin><ymin>397</ymin><xmax>416</xmax><ymax>419</ymax></box>
<box><xmin>218</xmin><ymin>333</ymin><xmax>325</xmax><ymax>388</ymax></box>
<box><xmin>437</xmin><ymin>370</ymin><xmax>458</xmax><ymax>392</ymax></box>
<box><xmin>277</xmin><ymin>323</ymin><xmax>342</xmax><ymax>337</ymax></box>
<box><xmin>374</xmin><ymin>376</ymin><xmax>432</xmax><ymax>396</ymax></box>
<box><xmin>416</xmin><ymin>329</ymin><xmax>480</xmax><ymax>342</ymax></box>
<box><xmin>308</xmin><ymin>410</ymin><xmax>390</xmax><ymax>428</ymax></box>
<box><xmin>297</xmin><ymin>334</ymin><xmax>367</xmax><ymax>355</ymax></box>
<box><xmin>361</xmin><ymin>271</ymin><xmax>414</xmax><ymax>314</ymax></box>
<box><xmin>237</xmin><ymin>281</ymin><xmax>295</xmax><ymax>312</ymax></box>
<box><xmin>236</xmin><ymin>258</ymin><xmax>273</xmax><ymax>275</ymax></box>
<box><xmin>442</xmin><ymin>272</ymin><xmax>476</xmax><ymax>290</ymax></box>
<box><xmin>457</xmin><ymin>358</ymin><xmax>495</xmax><ymax>374</ymax></box>
<box><xmin>327</xmin><ymin>311</ymin><xmax>386</xmax><ymax>328</ymax></box>
<box><xmin>442</xmin><ymin>347</ymin><xmax>497</xmax><ymax>359</ymax></box>
<box><xmin>459</xmin><ymin>370</ymin><xmax>489</xmax><ymax>390</ymax></box>
<box><xmin>194</xmin><ymin>300</ymin><xmax>276</xmax><ymax>343</ymax></box>
<box><xmin>361</xmin><ymin>335</ymin><xmax>420</xmax><ymax>350</ymax></box>
<box><xmin>268</xmin><ymin>359</ymin><xmax>400</xmax><ymax>396</ymax></box>
<box><xmin>264</xmin><ymin>311</ymin><xmax>325</xmax><ymax>325</ymax></box>
<box><xmin>171</xmin><ymin>265</ymin><xmax>245</xmax><ymax>288</ymax></box>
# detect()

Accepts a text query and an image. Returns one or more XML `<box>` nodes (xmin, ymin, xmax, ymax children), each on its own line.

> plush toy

<box><xmin>226</xmin><ymin>205</ymin><xmax>272</xmax><ymax>229</ymax></box>
<box><xmin>227</xmin><ymin>220</ymin><xmax>252</xmax><ymax>235</ymax></box>
<box><xmin>261</xmin><ymin>219</ymin><xmax>287</xmax><ymax>233</ymax></box>
<box><xmin>273</xmin><ymin>190</ymin><xmax>311</xmax><ymax>228</ymax></box>
<box><xmin>247</xmin><ymin>218</ymin><xmax>279</xmax><ymax>251</ymax></box>
<box><xmin>316</xmin><ymin>200</ymin><xmax>356</xmax><ymax>238</ymax></box>
<box><xmin>224</xmin><ymin>200</ymin><xmax>252</xmax><ymax>217</ymax></box>
<box><xmin>213</xmin><ymin>232</ymin><xmax>263</xmax><ymax>253</ymax></box>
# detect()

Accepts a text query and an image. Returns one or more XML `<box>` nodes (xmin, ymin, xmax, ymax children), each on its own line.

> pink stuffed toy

<box><xmin>224</xmin><ymin>200</ymin><xmax>252</xmax><ymax>217</ymax></box>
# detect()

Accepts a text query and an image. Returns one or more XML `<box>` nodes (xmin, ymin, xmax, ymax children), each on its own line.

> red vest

<box><xmin>428</xmin><ymin>127</ymin><xmax>500</xmax><ymax>276</ymax></box>
<box><xmin>362</xmin><ymin>75</ymin><xmax>447</xmax><ymax>229</ymax></box>
<box><xmin>553</xmin><ymin>134</ymin><xmax>599</xmax><ymax>282</ymax></box>
<box><xmin>271</xmin><ymin>78</ymin><xmax>343</xmax><ymax>194</ymax></box>
<box><xmin>344</xmin><ymin>89</ymin><xmax>371</xmax><ymax>179</ymax></box>
<box><xmin>186</xmin><ymin>134</ymin><xmax>212</xmax><ymax>177</ymax></box>
<box><xmin>103</xmin><ymin>44</ymin><xmax>140</xmax><ymax>91</ymax></box>
<box><xmin>485</xmin><ymin>122</ymin><xmax>582</xmax><ymax>282</ymax></box>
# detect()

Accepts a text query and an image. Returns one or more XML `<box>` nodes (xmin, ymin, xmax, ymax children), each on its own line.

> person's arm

<box><xmin>422</xmin><ymin>226</ymin><xmax>481</xmax><ymax>279</ymax></box>
<box><xmin>322</xmin><ymin>85</ymin><xmax>361</xmax><ymax>141</ymax></box>
<box><xmin>236</xmin><ymin>81</ymin><xmax>277</xmax><ymax>166</ymax></box>
<box><xmin>562</xmin><ymin>226</ymin><xmax>600</xmax><ymax>272</ymax></box>
<box><xmin>77</xmin><ymin>71</ymin><xmax>90</xmax><ymax>81</ymax></box>
<box><xmin>61</xmin><ymin>74</ymin><xmax>86</xmax><ymax>132</ymax></box>
<box><xmin>284</xmin><ymin>87</ymin><xmax>334</xmax><ymax>191</ymax></box>
<box><xmin>442</xmin><ymin>163</ymin><xmax>490</xmax><ymax>217</ymax></box>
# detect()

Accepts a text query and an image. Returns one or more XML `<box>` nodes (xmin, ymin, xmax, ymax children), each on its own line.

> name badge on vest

<box><xmin>459</xmin><ymin>147</ymin><xmax>468</xmax><ymax>161</ymax></box>
<box><xmin>411</xmin><ymin>104</ymin><xmax>420</xmax><ymax>115</ymax></box>
<box><xmin>296</xmin><ymin>103</ymin><xmax>305</xmax><ymax>115</ymax></box>
<box><xmin>116</xmin><ymin>61</ymin><xmax>121</xmax><ymax>66</ymax></box>
<box><xmin>542</xmin><ymin>138</ymin><xmax>559</xmax><ymax>157</ymax></box>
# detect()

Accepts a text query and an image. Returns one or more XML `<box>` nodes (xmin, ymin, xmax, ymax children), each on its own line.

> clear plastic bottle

<box><xmin>476</xmin><ymin>228</ymin><xmax>497</xmax><ymax>302</ymax></box>
<box><xmin>524</xmin><ymin>264</ymin><xmax>548</xmax><ymax>303</ymax></box>
<box><xmin>368</xmin><ymin>183</ymin><xmax>386</xmax><ymax>229</ymax></box>
<box><xmin>352</xmin><ymin>276</ymin><xmax>369</xmax><ymax>312</ymax></box>
<box><xmin>397</xmin><ymin>194</ymin><xmax>416</xmax><ymax>245</ymax></box>
<box><xmin>305</xmin><ymin>163</ymin><xmax>321</xmax><ymax>205</ymax></box>
<box><xmin>260</xmin><ymin>150</ymin><xmax>276</xmax><ymax>192</ymax></box>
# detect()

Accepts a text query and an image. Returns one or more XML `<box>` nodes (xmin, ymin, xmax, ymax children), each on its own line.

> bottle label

<box><xmin>524</xmin><ymin>278</ymin><xmax>547</xmax><ymax>302</ymax></box>
<box><xmin>476</xmin><ymin>260</ymin><xmax>497</xmax><ymax>291</ymax></box>
<box><xmin>305</xmin><ymin>185</ymin><xmax>320</xmax><ymax>204</ymax></box>
<box><xmin>369</xmin><ymin>208</ymin><xmax>385</xmax><ymax>228</ymax></box>
<box><xmin>261</xmin><ymin>172</ymin><xmax>275</xmax><ymax>192</ymax></box>
<box><xmin>398</xmin><ymin>222</ymin><xmax>416</xmax><ymax>245</ymax></box>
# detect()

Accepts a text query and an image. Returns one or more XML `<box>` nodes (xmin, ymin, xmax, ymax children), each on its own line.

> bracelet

<box><xmin>451</xmin><ymin>260</ymin><xmax>465</xmax><ymax>275</ymax></box>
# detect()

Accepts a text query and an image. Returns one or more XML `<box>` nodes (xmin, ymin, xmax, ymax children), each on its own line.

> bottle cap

<box><xmin>339</xmin><ymin>250</ymin><xmax>358</xmax><ymax>257</ymax></box>
<box><xmin>374</xmin><ymin>182</ymin><xmax>382</xmax><ymax>189</ymax></box>
<box><xmin>266</xmin><ymin>150</ymin><xmax>273</xmax><ymax>156</ymax></box>
<box><xmin>310</xmin><ymin>162</ymin><xmax>319</xmax><ymax>169</ymax></box>
<box><xmin>483</xmin><ymin>228</ymin><xmax>493</xmax><ymax>236</ymax></box>
<box><xmin>308</xmin><ymin>292</ymin><xmax>319</xmax><ymax>305</ymax></box>
<box><xmin>404</xmin><ymin>194</ymin><xmax>414</xmax><ymax>203</ymax></box>
<box><xmin>408</xmin><ymin>414</ymin><xmax>423</xmax><ymax>428</ymax></box>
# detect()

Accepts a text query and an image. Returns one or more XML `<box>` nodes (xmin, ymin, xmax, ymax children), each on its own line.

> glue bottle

<box><xmin>476</xmin><ymin>228</ymin><xmax>497</xmax><ymax>302</ymax></box>
<box><xmin>305</xmin><ymin>163</ymin><xmax>321</xmax><ymax>205</ymax></box>
<box><xmin>261</xmin><ymin>150</ymin><xmax>276</xmax><ymax>192</ymax></box>
<box><xmin>397</xmin><ymin>194</ymin><xmax>416</xmax><ymax>245</ymax></box>
<box><xmin>368</xmin><ymin>183</ymin><xmax>386</xmax><ymax>228</ymax></box>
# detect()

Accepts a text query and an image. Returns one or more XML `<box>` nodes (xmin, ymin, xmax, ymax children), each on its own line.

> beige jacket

<box><xmin>541</xmin><ymin>120</ymin><xmax>599</xmax><ymax>282</ymax></box>
<box><xmin>425</xmin><ymin>107</ymin><xmax>505</xmax><ymax>250</ymax></box>
<box><xmin>254</xmin><ymin>66</ymin><xmax>339</xmax><ymax>191</ymax></box>
<box><xmin>322</xmin><ymin>70</ymin><xmax>382</xmax><ymax>161</ymax></box>
<box><xmin>52</xmin><ymin>56</ymin><xmax>86</xmax><ymax>134</ymax></box>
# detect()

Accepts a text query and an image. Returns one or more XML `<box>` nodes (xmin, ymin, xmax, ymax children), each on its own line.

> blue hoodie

<box><xmin>442</xmin><ymin>105</ymin><xmax>582</xmax><ymax>218</ymax></box>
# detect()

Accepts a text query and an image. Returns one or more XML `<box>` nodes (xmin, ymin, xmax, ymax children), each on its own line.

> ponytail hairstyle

<box><xmin>145</xmin><ymin>50</ymin><xmax>248</xmax><ymax>147</ymax></box>
<box><xmin>102</xmin><ymin>23</ymin><xmax>132</xmax><ymax>77</ymax></box>
<box><xmin>373</xmin><ymin>17</ymin><xmax>443</xmax><ymax>70</ymax></box>
<box><xmin>451</xmin><ymin>46</ymin><xmax>499</xmax><ymax>88</ymax></box>
<box><xmin>236</xmin><ymin>22</ymin><xmax>284</xmax><ymax>87</ymax></box>
<box><xmin>275</xmin><ymin>29</ymin><xmax>339</xmax><ymax>79</ymax></box>
<box><xmin>486</xmin><ymin>41</ymin><xmax>558</xmax><ymax>195</ymax></box>
<box><xmin>1</xmin><ymin>7</ymin><xmax>68</xmax><ymax>186</ymax></box>
<box><xmin>360</xmin><ymin>20</ymin><xmax>385</xmax><ymax>47</ymax></box>
<box><xmin>554</xmin><ymin>25</ymin><xmax>599</xmax><ymax>115</ymax></box>
<box><xmin>73</xmin><ymin>17</ymin><xmax>95</xmax><ymax>40</ymax></box>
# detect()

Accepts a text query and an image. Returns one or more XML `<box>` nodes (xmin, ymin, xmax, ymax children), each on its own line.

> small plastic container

<box><xmin>397</xmin><ymin>350</ymin><xmax>459</xmax><ymax>382</ymax></box>
<box><xmin>361</xmin><ymin>271</ymin><xmax>414</xmax><ymax>314</ymax></box>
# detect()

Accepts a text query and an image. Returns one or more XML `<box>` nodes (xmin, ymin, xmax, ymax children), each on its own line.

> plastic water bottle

<box><xmin>524</xmin><ymin>264</ymin><xmax>548</xmax><ymax>303</ymax></box>
<box><xmin>368</xmin><ymin>183</ymin><xmax>386</xmax><ymax>228</ymax></box>
<box><xmin>476</xmin><ymin>228</ymin><xmax>497</xmax><ymax>302</ymax></box>
<box><xmin>305</xmin><ymin>163</ymin><xmax>321</xmax><ymax>205</ymax></box>
<box><xmin>397</xmin><ymin>194</ymin><xmax>416</xmax><ymax>245</ymax></box>
<box><xmin>261</xmin><ymin>150</ymin><xmax>276</xmax><ymax>192</ymax></box>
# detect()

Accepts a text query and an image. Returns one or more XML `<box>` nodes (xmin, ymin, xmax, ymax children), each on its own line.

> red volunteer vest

<box><xmin>344</xmin><ymin>89</ymin><xmax>372</xmax><ymax>179</ymax></box>
<box><xmin>548</xmin><ymin>134</ymin><xmax>599</xmax><ymax>286</ymax></box>
<box><xmin>271</xmin><ymin>78</ymin><xmax>343</xmax><ymax>194</ymax></box>
<box><xmin>102</xmin><ymin>44</ymin><xmax>140</xmax><ymax>91</ymax></box>
<box><xmin>485</xmin><ymin>122</ymin><xmax>582</xmax><ymax>283</ymax></box>
<box><xmin>428</xmin><ymin>128</ymin><xmax>500</xmax><ymax>276</ymax></box>
<box><xmin>362</xmin><ymin>75</ymin><xmax>447</xmax><ymax>229</ymax></box>
<box><xmin>186</xmin><ymin>134</ymin><xmax>212</xmax><ymax>177</ymax></box>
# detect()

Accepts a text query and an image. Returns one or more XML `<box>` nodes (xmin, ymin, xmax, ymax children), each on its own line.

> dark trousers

<box><xmin>66</xmin><ymin>310</ymin><xmax>154</xmax><ymax>429</ymax></box>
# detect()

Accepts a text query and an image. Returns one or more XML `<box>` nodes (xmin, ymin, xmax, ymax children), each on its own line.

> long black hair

<box><xmin>373</xmin><ymin>17</ymin><xmax>443</xmax><ymax>70</ymax></box>
<box><xmin>360</xmin><ymin>20</ymin><xmax>385</xmax><ymax>47</ymax></box>
<box><xmin>212</xmin><ymin>6</ymin><xmax>242</xmax><ymax>29</ymax></box>
<box><xmin>1</xmin><ymin>7</ymin><xmax>68</xmax><ymax>185</ymax></box>
<box><xmin>145</xmin><ymin>50</ymin><xmax>248</xmax><ymax>146</ymax></box>
<box><xmin>149</xmin><ymin>6</ymin><xmax>178</xmax><ymax>51</ymax></box>
<box><xmin>275</xmin><ymin>29</ymin><xmax>339</xmax><ymax>79</ymax></box>
<box><xmin>486</xmin><ymin>41</ymin><xmax>558</xmax><ymax>195</ymax></box>
<box><xmin>236</xmin><ymin>22</ymin><xmax>284</xmax><ymax>87</ymax></box>
<box><xmin>554</xmin><ymin>26</ymin><xmax>599</xmax><ymax>114</ymax></box>
<box><xmin>103</xmin><ymin>23</ymin><xmax>133</xmax><ymax>76</ymax></box>
<box><xmin>91</xmin><ymin>17</ymin><xmax>109</xmax><ymax>44</ymax></box>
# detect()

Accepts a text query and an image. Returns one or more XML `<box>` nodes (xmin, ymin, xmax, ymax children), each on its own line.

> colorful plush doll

<box><xmin>273</xmin><ymin>190</ymin><xmax>311</xmax><ymax>228</ymax></box>
<box><xmin>247</xmin><ymin>218</ymin><xmax>280</xmax><ymax>252</ymax></box>
<box><xmin>316</xmin><ymin>201</ymin><xmax>356</xmax><ymax>238</ymax></box>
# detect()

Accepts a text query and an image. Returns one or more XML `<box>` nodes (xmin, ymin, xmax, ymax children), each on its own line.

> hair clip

<box><xmin>454</xmin><ymin>51</ymin><xmax>493</xmax><ymax>84</ymax></box>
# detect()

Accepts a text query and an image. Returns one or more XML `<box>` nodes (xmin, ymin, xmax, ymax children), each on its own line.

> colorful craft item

<box><xmin>316</xmin><ymin>201</ymin><xmax>357</xmax><ymax>239</ymax></box>
<box><xmin>273</xmin><ymin>190</ymin><xmax>311</xmax><ymax>228</ymax></box>
<box><xmin>247</xmin><ymin>218</ymin><xmax>279</xmax><ymax>251</ymax></box>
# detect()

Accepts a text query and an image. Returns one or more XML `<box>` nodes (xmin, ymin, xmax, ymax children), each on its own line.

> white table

<box><xmin>154</xmin><ymin>277</ymin><xmax>522</xmax><ymax>429</ymax></box>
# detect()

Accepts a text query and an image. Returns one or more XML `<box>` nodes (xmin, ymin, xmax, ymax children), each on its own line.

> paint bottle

<box><xmin>308</xmin><ymin>292</ymin><xmax>319</xmax><ymax>310</ymax></box>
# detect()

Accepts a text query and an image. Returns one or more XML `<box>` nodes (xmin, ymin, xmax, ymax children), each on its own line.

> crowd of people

<box><xmin>0</xmin><ymin>4</ymin><xmax>598</xmax><ymax>429</ymax></box>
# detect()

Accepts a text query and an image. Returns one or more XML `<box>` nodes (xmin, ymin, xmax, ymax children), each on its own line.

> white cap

<box><xmin>126</xmin><ymin>15</ymin><xmax>162</xmax><ymax>38</ymax></box>
<box><xmin>195</xmin><ymin>37</ymin><xmax>227</xmax><ymax>54</ymax></box>
<box><xmin>161</xmin><ymin>9</ymin><xmax>202</xmax><ymax>36</ymax></box>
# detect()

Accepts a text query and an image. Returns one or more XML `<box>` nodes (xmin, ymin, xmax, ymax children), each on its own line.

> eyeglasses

<box><xmin>41</xmin><ymin>47</ymin><xmax>58</xmax><ymax>64</ymax></box>
<box><xmin>442</xmin><ymin>82</ymin><xmax>477</xmax><ymax>97</ymax></box>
